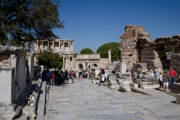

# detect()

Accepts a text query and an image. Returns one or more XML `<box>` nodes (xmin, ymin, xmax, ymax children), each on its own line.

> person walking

<box><xmin>168</xmin><ymin>68</ymin><xmax>177</xmax><ymax>89</ymax></box>
<box><xmin>64</xmin><ymin>70</ymin><xmax>69</xmax><ymax>84</ymax></box>
<box><xmin>163</xmin><ymin>70</ymin><xmax>170</xmax><ymax>91</ymax></box>
<box><xmin>159</xmin><ymin>72</ymin><xmax>163</xmax><ymax>88</ymax></box>
<box><xmin>149</xmin><ymin>70</ymin><xmax>155</xmax><ymax>82</ymax></box>
<box><xmin>155</xmin><ymin>70</ymin><xmax>160</xmax><ymax>83</ymax></box>
<box><xmin>50</xmin><ymin>71</ymin><xmax>55</xmax><ymax>86</ymax></box>
<box><xmin>71</xmin><ymin>71</ymin><xmax>75</xmax><ymax>83</ymax></box>
<box><xmin>47</xmin><ymin>70</ymin><xmax>51</xmax><ymax>85</ymax></box>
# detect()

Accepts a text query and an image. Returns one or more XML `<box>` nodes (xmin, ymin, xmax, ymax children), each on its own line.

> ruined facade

<box><xmin>155</xmin><ymin>35</ymin><xmax>180</xmax><ymax>75</ymax></box>
<box><xmin>119</xmin><ymin>25</ymin><xmax>163</xmax><ymax>73</ymax></box>
<box><xmin>34</xmin><ymin>39</ymin><xmax>74</xmax><ymax>70</ymax></box>
<box><xmin>119</xmin><ymin>25</ymin><xmax>180</xmax><ymax>78</ymax></box>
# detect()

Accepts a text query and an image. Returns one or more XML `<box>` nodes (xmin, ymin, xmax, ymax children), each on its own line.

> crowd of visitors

<box><xmin>41</xmin><ymin>65</ymin><xmax>178</xmax><ymax>93</ymax></box>
<box><xmin>42</xmin><ymin>69</ymin><xmax>91</xmax><ymax>85</ymax></box>
<box><xmin>133</xmin><ymin>67</ymin><xmax>178</xmax><ymax>91</ymax></box>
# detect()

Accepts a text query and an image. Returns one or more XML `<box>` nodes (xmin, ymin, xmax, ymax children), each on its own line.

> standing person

<box><xmin>42</xmin><ymin>70</ymin><xmax>46</xmax><ymax>81</ymax></box>
<box><xmin>163</xmin><ymin>70</ymin><xmax>170</xmax><ymax>91</ymax></box>
<box><xmin>50</xmin><ymin>71</ymin><xmax>55</xmax><ymax>86</ymax></box>
<box><xmin>47</xmin><ymin>69</ymin><xmax>51</xmax><ymax>85</ymax></box>
<box><xmin>85</xmin><ymin>71</ymin><xmax>88</xmax><ymax>78</ymax></box>
<box><xmin>82</xmin><ymin>71</ymin><xmax>85</xmax><ymax>78</ymax></box>
<box><xmin>71</xmin><ymin>71</ymin><xmax>75</xmax><ymax>83</ymax></box>
<box><xmin>59</xmin><ymin>70</ymin><xmax>64</xmax><ymax>84</ymax></box>
<box><xmin>64</xmin><ymin>70</ymin><xmax>69</xmax><ymax>84</ymax></box>
<box><xmin>101</xmin><ymin>69</ymin><xmax>105</xmax><ymax>84</ymax></box>
<box><xmin>76</xmin><ymin>71</ymin><xmax>79</xmax><ymax>79</ymax></box>
<box><xmin>149</xmin><ymin>70</ymin><xmax>155</xmax><ymax>81</ymax></box>
<box><xmin>159</xmin><ymin>72</ymin><xmax>163</xmax><ymax>88</ymax></box>
<box><xmin>155</xmin><ymin>70</ymin><xmax>160</xmax><ymax>83</ymax></box>
<box><xmin>168</xmin><ymin>68</ymin><xmax>177</xmax><ymax>89</ymax></box>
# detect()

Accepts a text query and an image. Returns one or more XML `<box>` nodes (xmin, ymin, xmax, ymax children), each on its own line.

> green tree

<box><xmin>97</xmin><ymin>42</ymin><xmax>121</xmax><ymax>62</ymax></box>
<box><xmin>38</xmin><ymin>50</ymin><xmax>63</xmax><ymax>69</ymax></box>
<box><xmin>165</xmin><ymin>45</ymin><xmax>173</xmax><ymax>52</ymax></box>
<box><xmin>80</xmin><ymin>48</ymin><xmax>94</xmax><ymax>54</ymax></box>
<box><xmin>0</xmin><ymin>0</ymin><xmax>63</xmax><ymax>48</ymax></box>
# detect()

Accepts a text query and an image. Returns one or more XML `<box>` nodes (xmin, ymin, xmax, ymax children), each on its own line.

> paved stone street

<box><xmin>45</xmin><ymin>79</ymin><xmax>180</xmax><ymax>120</ymax></box>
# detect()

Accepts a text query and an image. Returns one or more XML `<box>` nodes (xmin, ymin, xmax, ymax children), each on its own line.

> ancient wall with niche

<box><xmin>119</xmin><ymin>25</ymin><xmax>163</xmax><ymax>73</ymax></box>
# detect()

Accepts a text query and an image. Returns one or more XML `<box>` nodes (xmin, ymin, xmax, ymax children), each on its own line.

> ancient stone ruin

<box><xmin>155</xmin><ymin>35</ymin><xmax>180</xmax><ymax>75</ymax></box>
<box><xmin>119</xmin><ymin>25</ymin><xmax>180</xmax><ymax>91</ymax></box>
<box><xmin>119</xmin><ymin>25</ymin><xmax>163</xmax><ymax>74</ymax></box>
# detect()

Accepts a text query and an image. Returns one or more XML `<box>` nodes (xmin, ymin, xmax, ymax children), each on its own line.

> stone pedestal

<box><xmin>176</xmin><ymin>94</ymin><xmax>180</xmax><ymax>104</ymax></box>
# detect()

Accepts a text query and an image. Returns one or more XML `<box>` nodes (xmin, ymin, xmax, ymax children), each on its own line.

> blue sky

<box><xmin>53</xmin><ymin>0</ymin><xmax>180</xmax><ymax>53</ymax></box>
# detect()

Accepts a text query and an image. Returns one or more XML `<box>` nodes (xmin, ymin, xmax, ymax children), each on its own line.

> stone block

<box><xmin>176</xmin><ymin>94</ymin><xmax>180</xmax><ymax>104</ymax></box>
<box><xmin>173</xmin><ymin>83</ymin><xmax>180</xmax><ymax>93</ymax></box>
<box><xmin>139</xmin><ymin>82</ymin><xmax>159</xmax><ymax>89</ymax></box>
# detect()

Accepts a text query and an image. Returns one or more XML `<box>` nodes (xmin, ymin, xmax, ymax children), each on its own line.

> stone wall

<box><xmin>155</xmin><ymin>35</ymin><xmax>180</xmax><ymax>70</ymax></box>
<box><xmin>141</xmin><ymin>47</ymin><xmax>163</xmax><ymax>71</ymax></box>
<box><xmin>0</xmin><ymin>67</ymin><xmax>12</xmax><ymax>104</ymax></box>
<box><xmin>171</xmin><ymin>54</ymin><xmax>180</xmax><ymax>76</ymax></box>
<box><xmin>119</xmin><ymin>25</ymin><xmax>162</xmax><ymax>73</ymax></box>
<box><xmin>0</xmin><ymin>46</ymin><xmax>34</xmax><ymax>105</ymax></box>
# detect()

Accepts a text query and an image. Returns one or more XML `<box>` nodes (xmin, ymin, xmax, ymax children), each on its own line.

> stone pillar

<box><xmin>120</xmin><ymin>62</ymin><xmax>126</xmax><ymax>73</ymax></box>
<box><xmin>108</xmin><ymin>49</ymin><xmax>112</xmax><ymax>63</ymax></box>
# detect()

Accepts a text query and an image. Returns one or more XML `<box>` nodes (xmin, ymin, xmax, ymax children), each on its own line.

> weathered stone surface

<box><xmin>0</xmin><ymin>104</ymin><xmax>15</xmax><ymax>120</ymax></box>
<box><xmin>45</xmin><ymin>79</ymin><xmax>180</xmax><ymax>120</ymax></box>
<box><xmin>176</xmin><ymin>94</ymin><xmax>180</xmax><ymax>104</ymax></box>
<box><xmin>173</xmin><ymin>83</ymin><xmax>180</xmax><ymax>93</ymax></box>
